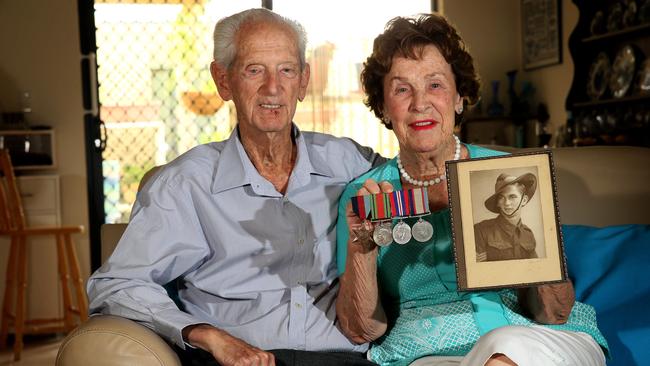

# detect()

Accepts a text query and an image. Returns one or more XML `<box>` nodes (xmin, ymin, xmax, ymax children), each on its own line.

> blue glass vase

<box><xmin>487</xmin><ymin>80</ymin><xmax>504</xmax><ymax>116</ymax></box>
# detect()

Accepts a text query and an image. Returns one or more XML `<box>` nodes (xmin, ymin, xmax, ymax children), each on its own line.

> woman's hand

<box><xmin>517</xmin><ymin>280</ymin><xmax>576</xmax><ymax>324</ymax></box>
<box><xmin>345</xmin><ymin>179</ymin><xmax>395</xmax><ymax>251</ymax></box>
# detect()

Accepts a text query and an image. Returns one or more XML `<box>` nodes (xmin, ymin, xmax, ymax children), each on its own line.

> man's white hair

<box><xmin>212</xmin><ymin>8</ymin><xmax>308</xmax><ymax>70</ymax></box>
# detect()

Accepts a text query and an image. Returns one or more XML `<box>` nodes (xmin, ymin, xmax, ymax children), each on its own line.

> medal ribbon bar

<box><xmin>351</xmin><ymin>188</ymin><xmax>431</xmax><ymax>221</ymax></box>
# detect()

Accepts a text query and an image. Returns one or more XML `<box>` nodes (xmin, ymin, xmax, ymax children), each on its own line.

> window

<box><xmin>94</xmin><ymin>0</ymin><xmax>432</xmax><ymax>222</ymax></box>
<box><xmin>275</xmin><ymin>0</ymin><xmax>432</xmax><ymax>158</ymax></box>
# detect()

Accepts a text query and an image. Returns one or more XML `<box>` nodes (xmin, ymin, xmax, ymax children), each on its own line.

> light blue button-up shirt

<box><xmin>87</xmin><ymin>125</ymin><xmax>380</xmax><ymax>352</ymax></box>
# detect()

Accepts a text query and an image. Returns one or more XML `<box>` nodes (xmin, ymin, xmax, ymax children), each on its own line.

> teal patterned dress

<box><xmin>336</xmin><ymin>144</ymin><xmax>609</xmax><ymax>366</ymax></box>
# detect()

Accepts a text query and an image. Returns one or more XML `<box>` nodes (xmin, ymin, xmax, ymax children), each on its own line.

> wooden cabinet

<box><xmin>566</xmin><ymin>0</ymin><xmax>650</xmax><ymax>147</ymax></box>
<box><xmin>0</xmin><ymin>175</ymin><xmax>62</xmax><ymax>322</ymax></box>
<box><xmin>0</xmin><ymin>129</ymin><xmax>56</xmax><ymax>170</ymax></box>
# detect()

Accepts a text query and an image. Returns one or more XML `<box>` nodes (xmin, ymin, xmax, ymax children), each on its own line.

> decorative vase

<box><xmin>507</xmin><ymin>70</ymin><xmax>518</xmax><ymax>111</ymax></box>
<box><xmin>487</xmin><ymin>80</ymin><xmax>504</xmax><ymax>116</ymax></box>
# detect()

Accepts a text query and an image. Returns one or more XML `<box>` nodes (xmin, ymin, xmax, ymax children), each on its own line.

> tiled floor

<box><xmin>0</xmin><ymin>338</ymin><xmax>61</xmax><ymax>366</ymax></box>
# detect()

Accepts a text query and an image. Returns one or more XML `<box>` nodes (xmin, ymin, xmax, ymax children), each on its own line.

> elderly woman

<box><xmin>335</xmin><ymin>14</ymin><xmax>608</xmax><ymax>366</ymax></box>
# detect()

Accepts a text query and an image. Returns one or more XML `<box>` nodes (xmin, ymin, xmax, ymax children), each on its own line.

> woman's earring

<box><xmin>456</xmin><ymin>105</ymin><xmax>464</xmax><ymax>114</ymax></box>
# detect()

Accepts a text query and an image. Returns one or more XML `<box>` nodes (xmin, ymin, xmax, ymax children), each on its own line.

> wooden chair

<box><xmin>0</xmin><ymin>149</ymin><xmax>88</xmax><ymax>361</ymax></box>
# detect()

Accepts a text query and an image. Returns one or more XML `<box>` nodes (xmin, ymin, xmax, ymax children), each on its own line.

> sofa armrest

<box><xmin>56</xmin><ymin>315</ymin><xmax>181</xmax><ymax>366</ymax></box>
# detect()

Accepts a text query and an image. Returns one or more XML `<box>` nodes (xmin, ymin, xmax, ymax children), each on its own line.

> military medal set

<box><xmin>351</xmin><ymin>188</ymin><xmax>433</xmax><ymax>246</ymax></box>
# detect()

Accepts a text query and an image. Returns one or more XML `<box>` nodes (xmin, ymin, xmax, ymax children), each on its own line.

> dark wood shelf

<box><xmin>566</xmin><ymin>0</ymin><xmax>650</xmax><ymax>147</ymax></box>
<box><xmin>582</xmin><ymin>22</ymin><xmax>650</xmax><ymax>43</ymax></box>
<box><xmin>572</xmin><ymin>93</ymin><xmax>650</xmax><ymax>108</ymax></box>
<box><xmin>464</xmin><ymin>115</ymin><xmax>511</xmax><ymax>122</ymax></box>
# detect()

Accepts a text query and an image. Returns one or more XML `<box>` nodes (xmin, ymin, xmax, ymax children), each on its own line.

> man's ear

<box><xmin>211</xmin><ymin>61</ymin><xmax>233</xmax><ymax>101</ymax></box>
<box><xmin>521</xmin><ymin>194</ymin><xmax>529</xmax><ymax>206</ymax></box>
<box><xmin>298</xmin><ymin>63</ymin><xmax>310</xmax><ymax>102</ymax></box>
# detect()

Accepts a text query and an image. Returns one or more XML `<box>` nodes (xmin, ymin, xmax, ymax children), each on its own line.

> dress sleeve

<box><xmin>336</xmin><ymin>181</ymin><xmax>363</xmax><ymax>276</ymax></box>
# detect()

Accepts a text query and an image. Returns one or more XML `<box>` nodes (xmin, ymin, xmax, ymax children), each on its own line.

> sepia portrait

<box><xmin>446</xmin><ymin>151</ymin><xmax>567</xmax><ymax>291</ymax></box>
<box><xmin>470</xmin><ymin>166</ymin><xmax>545</xmax><ymax>262</ymax></box>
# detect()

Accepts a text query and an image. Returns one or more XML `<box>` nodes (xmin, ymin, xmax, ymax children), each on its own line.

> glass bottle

<box><xmin>21</xmin><ymin>91</ymin><xmax>32</xmax><ymax>126</ymax></box>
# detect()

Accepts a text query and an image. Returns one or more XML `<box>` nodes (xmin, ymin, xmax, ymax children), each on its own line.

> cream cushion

<box><xmin>56</xmin><ymin>315</ymin><xmax>180</xmax><ymax>366</ymax></box>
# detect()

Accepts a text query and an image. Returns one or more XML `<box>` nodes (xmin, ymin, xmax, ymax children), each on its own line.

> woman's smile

<box><xmin>409</xmin><ymin>119</ymin><xmax>438</xmax><ymax>131</ymax></box>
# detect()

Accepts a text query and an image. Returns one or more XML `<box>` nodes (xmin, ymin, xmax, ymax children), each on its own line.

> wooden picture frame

<box><xmin>521</xmin><ymin>0</ymin><xmax>562</xmax><ymax>70</ymax></box>
<box><xmin>446</xmin><ymin>151</ymin><xmax>567</xmax><ymax>291</ymax></box>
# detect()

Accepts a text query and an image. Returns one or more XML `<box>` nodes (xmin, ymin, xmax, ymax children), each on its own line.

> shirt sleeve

<box><xmin>86</xmin><ymin>172</ymin><xmax>211</xmax><ymax>349</ymax></box>
<box><xmin>343</xmin><ymin>137</ymin><xmax>388</xmax><ymax>171</ymax></box>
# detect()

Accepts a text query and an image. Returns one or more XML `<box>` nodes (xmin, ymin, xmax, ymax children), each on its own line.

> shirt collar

<box><xmin>211</xmin><ymin>127</ymin><xmax>250</xmax><ymax>194</ymax></box>
<box><xmin>211</xmin><ymin>123</ymin><xmax>333</xmax><ymax>195</ymax></box>
<box><xmin>294</xmin><ymin>125</ymin><xmax>334</xmax><ymax>182</ymax></box>
<box><xmin>496</xmin><ymin>214</ymin><xmax>522</xmax><ymax>235</ymax></box>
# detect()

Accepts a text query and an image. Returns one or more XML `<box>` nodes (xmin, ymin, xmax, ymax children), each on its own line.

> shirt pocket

<box><xmin>519</xmin><ymin>234</ymin><xmax>536</xmax><ymax>251</ymax></box>
<box><xmin>487</xmin><ymin>239</ymin><xmax>513</xmax><ymax>250</ymax></box>
<box><xmin>185</xmin><ymin>289</ymin><xmax>287</xmax><ymax>327</ymax></box>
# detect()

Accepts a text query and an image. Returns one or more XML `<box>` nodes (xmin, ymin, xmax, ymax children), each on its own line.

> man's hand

<box><xmin>183</xmin><ymin>324</ymin><xmax>275</xmax><ymax>366</ymax></box>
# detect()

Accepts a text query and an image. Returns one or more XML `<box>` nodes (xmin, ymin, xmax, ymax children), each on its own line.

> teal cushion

<box><xmin>562</xmin><ymin>224</ymin><xmax>650</xmax><ymax>366</ymax></box>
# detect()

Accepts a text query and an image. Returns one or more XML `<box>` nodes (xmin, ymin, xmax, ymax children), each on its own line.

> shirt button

<box><xmin>298</xmin><ymin>238</ymin><xmax>304</xmax><ymax>245</ymax></box>
<box><xmin>294</xmin><ymin>302</ymin><xmax>302</xmax><ymax>309</ymax></box>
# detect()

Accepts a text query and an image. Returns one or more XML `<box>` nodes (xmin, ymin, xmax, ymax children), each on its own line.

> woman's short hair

<box><xmin>213</xmin><ymin>8</ymin><xmax>307</xmax><ymax>70</ymax></box>
<box><xmin>361</xmin><ymin>13</ymin><xmax>480</xmax><ymax>129</ymax></box>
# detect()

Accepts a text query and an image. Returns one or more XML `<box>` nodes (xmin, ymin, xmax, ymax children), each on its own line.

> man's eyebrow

<box><xmin>243</xmin><ymin>63</ymin><xmax>264</xmax><ymax>69</ymax></box>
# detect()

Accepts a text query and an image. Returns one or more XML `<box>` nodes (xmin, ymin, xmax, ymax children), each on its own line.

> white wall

<box><xmin>0</xmin><ymin>0</ymin><xmax>90</xmax><ymax>278</ymax></box>
<box><xmin>525</xmin><ymin>0</ymin><xmax>578</xmax><ymax>133</ymax></box>
<box><xmin>444</xmin><ymin>0</ymin><xmax>578</xmax><ymax>134</ymax></box>
<box><xmin>444</xmin><ymin>0</ymin><xmax>521</xmax><ymax>107</ymax></box>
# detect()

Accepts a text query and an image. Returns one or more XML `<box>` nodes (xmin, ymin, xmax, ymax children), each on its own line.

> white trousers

<box><xmin>409</xmin><ymin>325</ymin><xmax>605</xmax><ymax>366</ymax></box>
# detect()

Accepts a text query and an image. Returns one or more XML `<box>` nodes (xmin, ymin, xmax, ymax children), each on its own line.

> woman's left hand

<box><xmin>345</xmin><ymin>179</ymin><xmax>395</xmax><ymax>251</ymax></box>
<box><xmin>518</xmin><ymin>280</ymin><xmax>576</xmax><ymax>324</ymax></box>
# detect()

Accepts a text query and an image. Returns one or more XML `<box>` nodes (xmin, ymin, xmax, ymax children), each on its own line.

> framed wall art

<box><xmin>446</xmin><ymin>151</ymin><xmax>567</xmax><ymax>291</ymax></box>
<box><xmin>521</xmin><ymin>0</ymin><xmax>562</xmax><ymax>70</ymax></box>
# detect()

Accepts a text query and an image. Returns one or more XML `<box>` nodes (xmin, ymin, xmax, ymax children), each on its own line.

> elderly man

<box><xmin>88</xmin><ymin>8</ymin><xmax>381</xmax><ymax>366</ymax></box>
<box><xmin>474</xmin><ymin>172</ymin><xmax>538</xmax><ymax>262</ymax></box>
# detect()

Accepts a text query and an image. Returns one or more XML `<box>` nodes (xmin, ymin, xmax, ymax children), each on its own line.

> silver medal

<box><xmin>392</xmin><ymin>221</ymin><xmax>412</xmax><ymax>245</ymax></box>
<box><xmin>412</xmin><ymin>218</ymin><xmax>434</xmax><ymax>243</ymax></box>
<box><xmin>372</xmin><ymin>222</ymin><xmax>393</xmax><ymax>247</ymax></box>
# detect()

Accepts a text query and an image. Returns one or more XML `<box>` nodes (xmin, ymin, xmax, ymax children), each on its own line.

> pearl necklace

<box><xmin>397</xmin><ymin>135</ymin><xmax>461</xmax><ymax>187</ymax></box>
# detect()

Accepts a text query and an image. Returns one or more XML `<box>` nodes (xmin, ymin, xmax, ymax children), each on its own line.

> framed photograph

<box><xmin>446</xmin><ymin>151</ymin><xmax>567</xmax><ymax>291</ymax></box>
<box><xmin>521</xmin><ymin>0</ymin><xmax>562</xmax><ymax>70</ymax></box>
